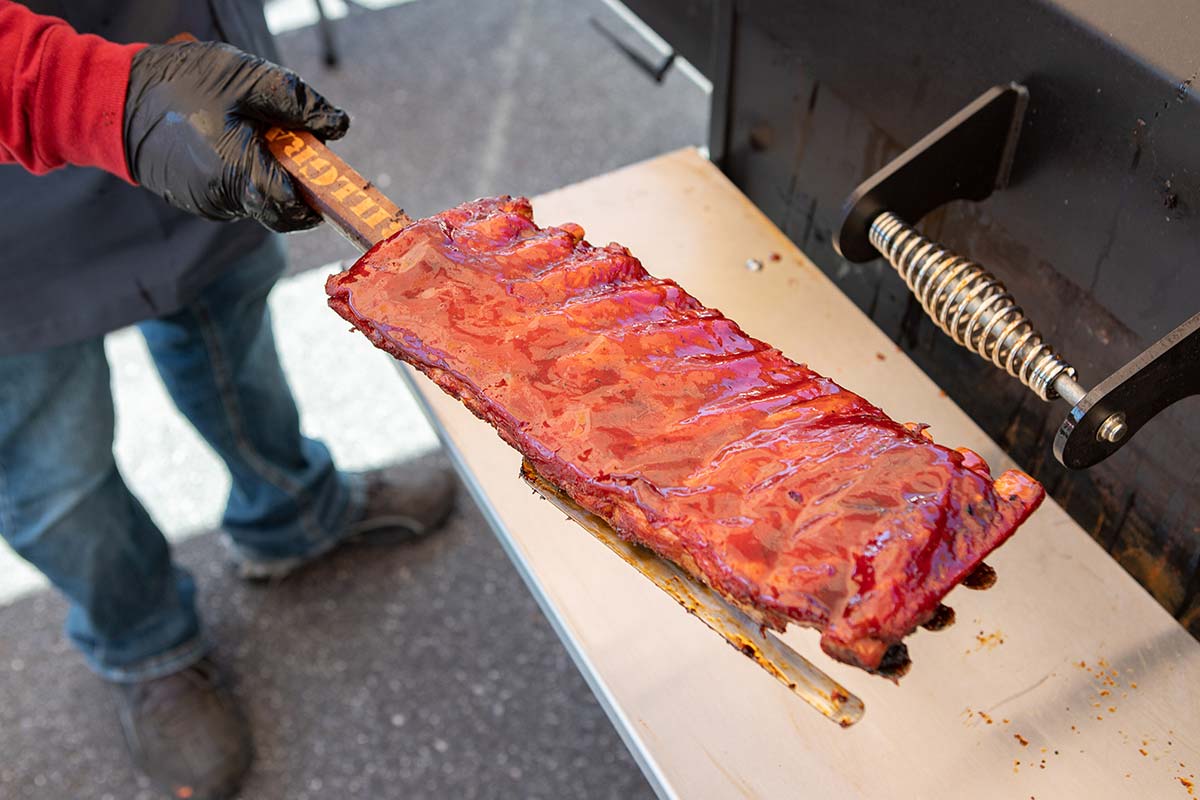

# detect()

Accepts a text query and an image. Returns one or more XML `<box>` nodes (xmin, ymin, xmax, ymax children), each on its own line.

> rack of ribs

<box><xmin>326</xmin><ymin>196</ymin><xmax>1044</xmax><ymax>676</ymax></box>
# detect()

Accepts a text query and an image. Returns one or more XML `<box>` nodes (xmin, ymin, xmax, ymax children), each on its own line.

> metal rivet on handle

<box><xmin>1097</xmin><ymin>412</ymin><xmax>1129</xmax><ymax>443</ymax></box>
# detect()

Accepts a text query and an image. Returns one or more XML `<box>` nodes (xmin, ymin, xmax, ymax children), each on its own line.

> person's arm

<box><xmin>0</xmin><ymin>0</ymin><xmax>143</xmax><ymax>179</ymax></box>
<box><xmin>0</xmin><ymin>0</ymin><xmax>350</xmax><ymax>232</ymax></box>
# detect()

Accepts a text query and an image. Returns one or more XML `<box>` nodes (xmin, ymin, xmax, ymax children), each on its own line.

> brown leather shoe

<box><xmin>233</xmin><ymin>452</ymin><xmax>457</xmax><ymax>581</ymax></box>
<box><xmin>344</xmin><ymin>454</ymin><xmax>458</xmax><ymax>543</ymax></box>
<box><xmin>111</xmin><ymin>656</ymin><xmax>252</xmax><ymax>800</ymax></box>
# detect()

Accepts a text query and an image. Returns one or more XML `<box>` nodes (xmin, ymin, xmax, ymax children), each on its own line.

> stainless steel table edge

<box><xmin>396</xmin><ymin>364</ymin><xmax>678</xmax><ymax>800</ymax></box>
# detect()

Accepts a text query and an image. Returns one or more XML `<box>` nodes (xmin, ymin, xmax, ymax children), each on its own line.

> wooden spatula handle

<box><xmin>264</xmin><ymin>127</ymin><xmax>412</xmax><ymax>252</ymax></box>
<box><xmin>164</xmin><ymin>35</ymin><xmax>405</xmax><ymax>251</ymax></box>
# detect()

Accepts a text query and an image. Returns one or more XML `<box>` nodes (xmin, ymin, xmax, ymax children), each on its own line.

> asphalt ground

<box><xmin>0</xmin><ymin>497</ymin><xmax>657</xmax><ymax>800</ymax></box>
<box><xmin>0</xmin><ymin>1</ymin><xmax>707</xmax><ymax>797</ymax></box>
<box><xmin>278</xmin><ymin>0</ymin><xmax>709</xmax><ymax>274</ymax></box>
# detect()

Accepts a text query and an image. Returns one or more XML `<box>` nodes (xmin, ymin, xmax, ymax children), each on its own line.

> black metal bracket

<box><xmin>834</xmin><ymin>84</ymin><xmax>1028</xmax><ymax>262</ymax></box>
<box><xmin>1055</xmin><ymin>312</ymin><xmax>1200</xmax><ymax>469</ymax></box>
<box><xmin>831</xmin><ymin>82</ymin><xmax>1199</xmax><ymax>470</ymax></box>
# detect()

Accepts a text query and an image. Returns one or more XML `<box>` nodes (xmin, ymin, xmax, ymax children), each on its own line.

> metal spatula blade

<box><xmin>519</xmin><ymin>460</ymin><xmax>865</xmax><ymax>727</ymax></box>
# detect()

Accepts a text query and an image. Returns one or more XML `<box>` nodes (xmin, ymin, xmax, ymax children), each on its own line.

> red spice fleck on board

<box><xmin>975</xmin><ymin>630</ymin><xmax>1006</xmax><ymax>650</ymax></box>
<box><xmin>768</xmin><ymin>252</ymin><xmax>781</xmax><ymax>262</ymax></box>
<box><xmin>1014</xmin><ymin>734</ymin><xmax>1030</xmax><ymax>746</ymax></box>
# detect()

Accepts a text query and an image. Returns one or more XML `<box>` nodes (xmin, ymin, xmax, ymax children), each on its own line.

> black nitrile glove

<box><xmin>124</xmin><ymin>41</ymin><xmax>350</xmax><ymax>232</ymax></box>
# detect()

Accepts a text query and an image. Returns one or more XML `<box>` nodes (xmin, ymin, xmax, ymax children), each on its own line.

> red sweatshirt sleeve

<box><xmin>0</xmin><ymin>0</ymin><xmax>145</xmax><ymax>182</ymax></box>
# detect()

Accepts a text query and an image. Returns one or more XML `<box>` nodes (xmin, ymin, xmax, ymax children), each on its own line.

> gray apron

<box><xmin>0</xmin><ymin>0</ymin><xmax>278</xmax><ymax>355</ymax></box>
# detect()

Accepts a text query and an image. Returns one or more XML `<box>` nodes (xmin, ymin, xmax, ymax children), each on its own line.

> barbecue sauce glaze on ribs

<box><xmin>327</xmin><ymin>197</ymin><xmax>1044</xmax><ymax>675</ymax></box>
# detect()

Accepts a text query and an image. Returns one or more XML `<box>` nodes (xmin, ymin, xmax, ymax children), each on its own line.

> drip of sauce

<box><xmin>921</xmin><ymin>603</ymin><xmax>957</xmax><ymax>631</ymax></box>
<box><xmin>962</xmin><ymin>562</ymin><xmax>998</xmax><ymax>590</ymax></box>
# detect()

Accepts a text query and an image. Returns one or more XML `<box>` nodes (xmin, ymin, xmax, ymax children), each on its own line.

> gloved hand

<box><xmin>124</xmin><ymin>41</ymin><xmax>350</xmax><ymax>232</ymax></box>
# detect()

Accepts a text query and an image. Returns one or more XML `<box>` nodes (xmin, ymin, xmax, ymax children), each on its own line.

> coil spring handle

<box><xmin>865</xmin><ymin>211</ymin><xmax>1085</xmax><ymax>404</ymax></box>
<box><xmin>834</xmin><ymin>84</ymin><xmax>1142</xmax><ymax>468</ymax></box>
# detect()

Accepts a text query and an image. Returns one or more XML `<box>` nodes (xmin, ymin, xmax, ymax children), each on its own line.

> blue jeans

<box><xmin>0</xmin><ymin>236</ymin><xmax>361</xmax><ymax>682</ymax></box>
